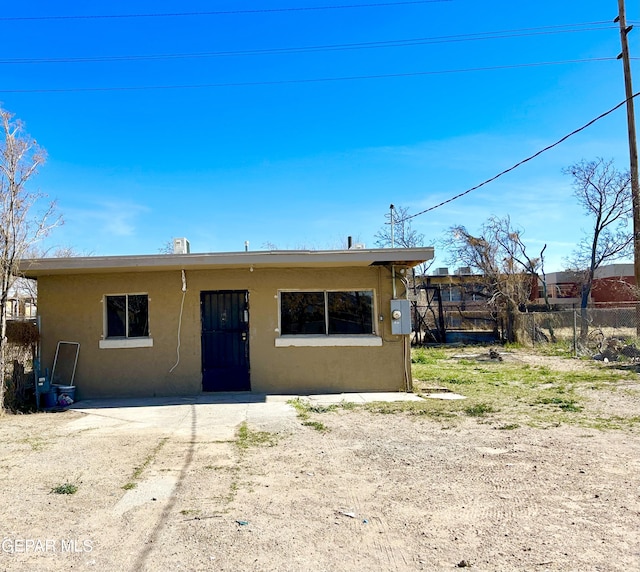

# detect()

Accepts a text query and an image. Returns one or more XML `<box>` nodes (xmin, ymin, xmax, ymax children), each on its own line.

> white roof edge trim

<box><xmin>19</xmin><ymin>247</ymin><xmax>435</xmax><ymax>276</ymax></box>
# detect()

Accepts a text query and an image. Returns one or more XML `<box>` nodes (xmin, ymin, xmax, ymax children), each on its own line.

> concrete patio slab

<box><xmin>67</xmin><ymin>392</ymin><xmax>424</xmax><ymax>439</ymax></box>
<box><xmin>424</xmin><ymin>392</ymin><xmax>467</xmax><ymax>400</ymax></box>
<box><xmin>302</xmin><ymin>392</ymin><xmax>424</xmax><ymax>405</ymax></box>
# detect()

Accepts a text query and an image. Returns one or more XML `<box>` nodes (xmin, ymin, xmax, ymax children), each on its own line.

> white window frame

<box><xmin>99</xmin><ymin>293</ymin><xmax>153</xmax><ymax>350</ymax></box>
<box><xmin>275</xmin><ymin>289</ymin><xmax>381</xmax><ymax>348</ymax></box>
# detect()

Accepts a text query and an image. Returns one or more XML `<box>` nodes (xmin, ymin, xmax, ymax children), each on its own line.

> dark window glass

<box><xmin>128</xmin><ymin>295</ymin><xmax>149</xmax><ymax>337</ymax></box>
<box><xmin>450</xmin><ymin>287</ymin><xmax>462</xmax><ymax>302</ymax></box>
<box><xmin>106</xmin><ymin>294</ymin><xmax>149</xmax><ymax>338</ymax></box>
<box><xmin>106</xmin><ymin>295</ymin><xmax>126</xmax><ymax>337</ymax></box>
<box><xmin>281</xmin><ymin>292</ymin><xmax>325</xmax><ymax>334</ymax></box>
<box><xmin>280</xmin><ymin>290</ymin><xmax>374</xmax><ymax>336</ymax></box>
<box><xmin>328</xmin><ymin>291</ymin><xmax>373</xmax><ymax>334</ymax></box>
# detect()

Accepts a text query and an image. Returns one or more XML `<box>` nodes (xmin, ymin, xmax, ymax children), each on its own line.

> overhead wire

<box><xmin>4</xmin><ymin>5</ymin><xmax>635</xmax><ymax>232</ymax></box>
<box><xmin>0</xmin><ymin>1</ymin><xmax>452</xmax><ymax>21</ymax></box>
<box><xmin>0</xmin><ymin>24</ymin><xmax>618</xmax><ymax>65</ymax></box>
<box><xmin>397</xmin><ymin>91</ymin><xmax>640</xmax><ymax>223</ymax></box>
<box><xmin>0</xmin><ymin>57</ymin><xmax>619</xmax><ymax>93</ymax></box>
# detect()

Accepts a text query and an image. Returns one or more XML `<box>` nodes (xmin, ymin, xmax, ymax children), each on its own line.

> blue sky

<box><xmin>1</xmin><ymin>0</ymin><xmax>638</xmax><ymax>271</ymax></box>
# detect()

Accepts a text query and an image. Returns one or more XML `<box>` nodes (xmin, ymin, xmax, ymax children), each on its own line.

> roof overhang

<box><xmin>19</xmin><ymin>247</ymin><xmax>435</xmax><ymax>278</ymax></box>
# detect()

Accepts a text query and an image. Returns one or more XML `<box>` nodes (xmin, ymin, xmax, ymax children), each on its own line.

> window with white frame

<box><xmin>280</xmin><ymin>290</ymin><xmax>374</xmax><ymax>336</ymax></box>
<box><xmin>105</xmin><ymin>294</ymin><xmax>149</xmax><ymax>338</ymax></box>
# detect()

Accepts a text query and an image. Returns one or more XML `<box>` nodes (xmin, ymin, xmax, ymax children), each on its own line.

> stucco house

<box><xmin>19</xmin><ymin>246</ymin><xmax>433</xmax><ymax>399</ymax></box>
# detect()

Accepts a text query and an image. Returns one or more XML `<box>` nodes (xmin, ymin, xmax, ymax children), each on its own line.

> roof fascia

<box><xmin>19</xmin><ymin>247</ymin><xmax>435</xmax><ymax>277</ymax></box>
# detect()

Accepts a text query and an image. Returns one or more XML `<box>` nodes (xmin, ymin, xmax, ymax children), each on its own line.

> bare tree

<box><xmin>158</xmin><ymin>240</ymin><xmax>174</xmax><ymax>254</ymax></box>
<box><xmin>0</xmin><ymin>108</ymin><xmax>60</xmax><ymax>412</ymax></box>
<box><xmin>563</xmin><ymin>158</ymin><xmax>632</xmax><ymax>337</ymax></box>
<box><xmin>374</xmin><ymin>205</ymin><xmax>434</xmax><ymax>277</ymax></box>
<box><xmin>20</xmin><ymin>246</ymin><xmax>85</xmax><ymax>309</ymax></box>
<box><xmin>374</xmin><ymin>205</ymin><xmax>424</xmax><ymax>249</ymax></box>
<box><xmin>446</xmin><ymin>216</ymin><xmax>542</xmax><ymax>342</ymax></box>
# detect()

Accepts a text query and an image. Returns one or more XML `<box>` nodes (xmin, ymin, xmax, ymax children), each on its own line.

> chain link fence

<box><xmin>517</xmin><ymin>307</ymin><xmax>640</xmax><ymax>358</ymax></box>
<box><xmin>413</xmin><ymin>302</ymin><xmax>640</xmax><ymax>356</ymax></box>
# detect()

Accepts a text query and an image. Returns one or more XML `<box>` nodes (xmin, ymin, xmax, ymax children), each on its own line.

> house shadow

<box><xmin>69</xmin><ymin>392</ymin><xmax>270</xmax><ymax>410</ymax></box>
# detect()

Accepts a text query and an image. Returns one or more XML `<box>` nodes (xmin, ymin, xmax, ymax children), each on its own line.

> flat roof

<box><xmin>19</xmin><ymin>247</ymin><xmax>434</xmax><ymax>277</ymax></box>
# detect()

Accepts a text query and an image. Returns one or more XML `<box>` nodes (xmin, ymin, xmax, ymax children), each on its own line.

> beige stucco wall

<box><xmin>37</xmin><ymin>265</ymin><xmax>411</xmax><ymax>398</ymax></box>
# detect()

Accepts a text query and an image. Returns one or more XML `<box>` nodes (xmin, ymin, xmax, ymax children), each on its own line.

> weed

<box><xmin>236</xmin><ymin>422</ymin><xmax>277</xmax><ymax>449</ymax></box>
<box><xmin>364</xmin><ymin>400</ymin><xmax>457</xmax><ymax>421</ymax></box>
<box><xmin>560</xmin><ymin>401</ymin><xmax>582</xmax><ymax>412</ymax></box>
<box><xmin>20</xmin><ymin>436</ymin><xmax>47</xmax><ymax>451</ymax></box>
<box><xmin>535</xmin><ymin>340</ymin><xmax>574</xmax><ymax>357</ymax></box>
<box><xmin>446</xmin><ymin>378</ymin><xmax>475</xmax><ymax>385</ymax></box>
<box><xmin>225</xmin><ymin>479</ymin><xmax>240</xmax><ymax>504</ymax></box>
<box><xmin>497</xmin><ymin>423</ymin><xmax>520</xmax><ymax>430</ymax></box>
<box><xmin>51</xmin><ymin>483</ymin><xmax>78</xmax><ymax>495</ymax></box>
<box><xmin>464</xmin><ymin>403</ymin><xmax>496</xmax><ymax>417</ymax></box>
<box><xmin>536</xmin><ymin>397</ymin><xmax>583</xmax><ymax>412</ymax></box>
<box><xmin>124</xmin><ymin>436</ymin><xmax>169</xmax><ymax>490</ymax></box>
<box><xmin>307</xmin><ymin>404</ymin><xmax>338</xmax><ymax>414</ymax></box>
<box><xmin>364</xmin><ymin>401</ymin><xmax>403</xmax><ymax>414</ymax></box>
<box><xmin>302</xmin><ymin>420</ymin><xmax>329</xmax><ymax>432</ymax></box>
<box><xmin>289</xmin><ymin>397</ymin><xmax>344</xmax><ymax>431</ymax></box>
<box><xmin>412</xmin><ymin>348</ymin><xmax>447</xmax><ymax>364</ymax></box>
<box><xmin>133</xmin><ymin>437</ymin><xmax>168</xmax><ymax>480</ymax></box>
<box><xmin>588</xmin><ymin>415</ymin><xmax>640</xmax><ymax>430</ymax></box>
<box><xmin>410</xmin><ymin>345</ymin><xmax>640</xmax><ymax>429</ymax></box>
<box><xmin>288</xmin><ymin>398</ymin><xmax>340</xmax><ymax>415</ymax></box>
<box><xmin>288</xmin><ymin>397</ymin><xmax>311</xmax><ymax>419</ymax></box>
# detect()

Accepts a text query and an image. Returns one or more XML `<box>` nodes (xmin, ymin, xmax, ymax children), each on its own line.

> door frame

<box><xmin>200</xmin><ymin>289</ymin><xmax>250</xmax><ymax>392</ymax></box>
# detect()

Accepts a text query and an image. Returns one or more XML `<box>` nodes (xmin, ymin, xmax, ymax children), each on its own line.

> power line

<box><xmin>0</xmin><ymin>57</ymin><xmax>617</xmax><ymax>94</ymax></box>
<box><xmin>0</xmin><ymin>1</ymin><xmax>452</xmax><ymax>22</ymax></box>
<box><xmin>399</xmin><ymin>91</ymin><xmax>640</xmax><ymax>223</ymax></box>
<box><xmin>0</xmin><ymin>24</ymin><xmax>617</xmax><ymax>65</ymax></box>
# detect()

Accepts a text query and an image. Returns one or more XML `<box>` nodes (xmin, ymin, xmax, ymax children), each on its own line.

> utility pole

<box><xmin>616</xmin><ymin>0</ymin><xmax>640</xmax><ymax>333</ymax></box>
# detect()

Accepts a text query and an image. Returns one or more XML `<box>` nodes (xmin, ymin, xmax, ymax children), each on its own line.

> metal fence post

<box><xmin>532</xmin><ymin>313</ymin><xmax>535</xmax><ymax>347</ymax></box>
<box><xmin>573</xmin><ymin>308</ymin><xmax>578</xmax><ymax>357</ymax></box>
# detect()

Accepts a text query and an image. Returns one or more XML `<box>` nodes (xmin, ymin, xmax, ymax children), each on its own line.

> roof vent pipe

<box><xmin>348</xmin><ymin>236</ymin><xmax>353</xmax><ymax>249</ymax></box>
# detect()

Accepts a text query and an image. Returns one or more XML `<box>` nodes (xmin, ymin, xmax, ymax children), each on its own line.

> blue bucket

<box><xmin>42</xmin><ymin>391</ymin><xmax>57</xmax><ymax>409</ymax></box>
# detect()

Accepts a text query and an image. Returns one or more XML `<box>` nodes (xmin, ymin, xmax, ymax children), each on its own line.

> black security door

<box><xmin>201</xmin><ymin>291</ymin><xmax>250</xmax><ymax>391</ymax></box>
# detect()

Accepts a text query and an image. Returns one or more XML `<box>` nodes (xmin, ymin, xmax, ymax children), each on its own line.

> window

<box><xmin>449</xmin><ymin>286</ymin><xmax>463</xmax><ymax>302</ymax></box>
<box><xmin>105</xmin><ymin>294</ymin><xmax>149</xmax><ymax>338</ymax></box>
<box><xmin>280</xmin><ymin>290</ymin><xmax>374</xmax><ymax>336</ymax></box>
<box><xmin>328</xmin><ymin>291</ymin><xmax>373</xmax><ymax>335</ymax></box>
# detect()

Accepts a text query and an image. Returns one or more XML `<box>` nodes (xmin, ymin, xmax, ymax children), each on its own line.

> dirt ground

<box><xmin>1</xmin><ymin>353</ymin><xmax>639</xmax><ymax>572</ymax></box>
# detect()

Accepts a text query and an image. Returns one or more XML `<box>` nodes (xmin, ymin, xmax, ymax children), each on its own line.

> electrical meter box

<box><xmin>390</xmin><ymin>299</ymin><xmax>411</xmax><ymax>335</ymax></box>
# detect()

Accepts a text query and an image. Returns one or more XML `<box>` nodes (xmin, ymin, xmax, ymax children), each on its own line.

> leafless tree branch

<box><xmin>0</xmin><ymin>107</ymin><xmax>62</xmax><ymax>412</ymax></box>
